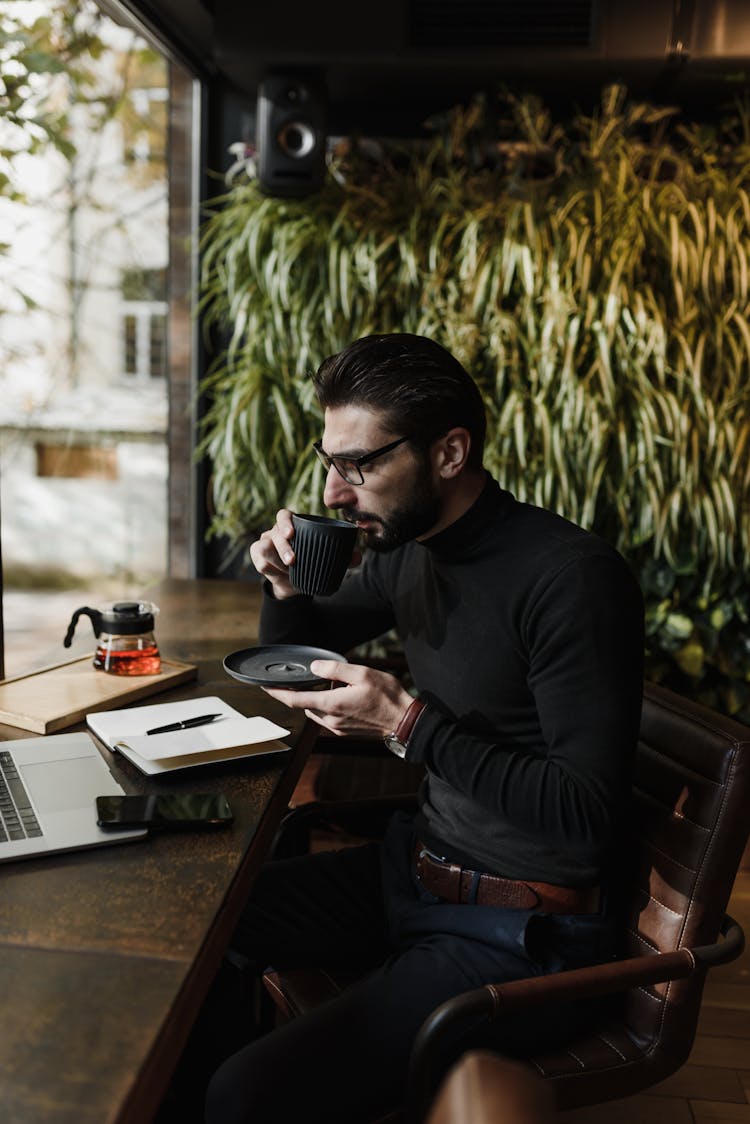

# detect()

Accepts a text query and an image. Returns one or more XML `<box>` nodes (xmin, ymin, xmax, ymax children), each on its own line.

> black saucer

<box><xmin>223</xmin><ymin>645</ymin><xmax>347</xmax><ymax>689</ymax></box>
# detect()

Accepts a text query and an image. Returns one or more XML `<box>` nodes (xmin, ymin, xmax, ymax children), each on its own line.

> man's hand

<box><xmin>249</xmin><ymin>508</ymin><xmax>298</xmax><ymax>600</ymax></box>
<box><xmin>263</xmin><ymin>659</ymin><xmax>415</xmax><ymax>740</ymax></box>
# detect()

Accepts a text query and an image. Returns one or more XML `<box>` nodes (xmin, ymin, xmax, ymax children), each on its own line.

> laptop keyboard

<box><xmin>0</xmin><ymin>751</ymin><xmax>43</xmax><ymax>842</ymax></box>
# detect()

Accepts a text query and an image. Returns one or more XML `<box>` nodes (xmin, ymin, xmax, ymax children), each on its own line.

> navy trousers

<box><xmin>204</xmin><ymin>813</ymin><xmax>618</xmax><ymax>1124</ymax></box>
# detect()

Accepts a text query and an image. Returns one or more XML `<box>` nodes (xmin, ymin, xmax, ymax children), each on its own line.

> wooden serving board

<box><xmin>0</xmin><ymin>655</ymin><xmax>198</xmax><ymax>734</ymax></box>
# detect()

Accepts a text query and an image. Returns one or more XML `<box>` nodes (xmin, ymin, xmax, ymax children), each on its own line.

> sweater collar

<box><xmin>419</xmin><ymin>475</ymin><xmax>515</xmax><ymax>560</ymax></box>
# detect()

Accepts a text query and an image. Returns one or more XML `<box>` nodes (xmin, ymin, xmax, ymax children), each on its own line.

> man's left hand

<box><xmin>263</xmin><ymin>660</ymin><xmax>415</xmax><ymax>740</ymax></box>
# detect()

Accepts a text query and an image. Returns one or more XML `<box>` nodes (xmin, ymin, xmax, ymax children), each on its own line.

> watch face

<box><xmin>384</xmin><ymin>735</ymin><xmax>407</xmax><ymax>758</ymax></box>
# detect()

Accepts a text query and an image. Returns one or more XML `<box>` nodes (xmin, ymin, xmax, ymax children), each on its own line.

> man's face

<box><xmin>320</xmin><ymin>405</ymin><xmax>442</xmax><ymax>551</ymax></box>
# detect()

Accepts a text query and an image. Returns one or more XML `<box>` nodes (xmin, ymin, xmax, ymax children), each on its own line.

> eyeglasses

<box><xmin>313</xmin><ymin>435</ymin><xmax>411</xmax><ymax>486</ymax></box>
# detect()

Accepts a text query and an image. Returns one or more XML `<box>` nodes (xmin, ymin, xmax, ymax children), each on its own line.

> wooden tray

<box><xmin>0</xmin><ymin>655</ymin><xmax>198</xmax><ymax>734</ymax></box>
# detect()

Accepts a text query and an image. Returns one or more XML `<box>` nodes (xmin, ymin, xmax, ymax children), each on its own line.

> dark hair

<box><xmin>312</xmin><ymin>334</ymin><xmax>486</xmax><ymax>468</ymax></box>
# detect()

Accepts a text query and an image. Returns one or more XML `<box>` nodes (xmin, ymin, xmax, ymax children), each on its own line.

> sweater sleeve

<box><xmin>259</xmin><ymin>555</ymin><xmax>396</xmax><ymax>654</ymax></box>
<box><xmin>407</xmin><ymin>553</ymin><xmax>644</xmax><ymax>853</ymax></box>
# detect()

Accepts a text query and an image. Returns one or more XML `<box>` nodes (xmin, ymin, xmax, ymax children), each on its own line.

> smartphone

<box><xmin>96</xmin><ymin>793</ymin><xmax>233</xmax><ymax>831</ymax></box>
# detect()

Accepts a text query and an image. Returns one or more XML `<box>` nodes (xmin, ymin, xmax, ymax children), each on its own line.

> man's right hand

<box><xmin>249</xmin><ymin>508</ymin><xmax>299</xmax><ymax>600</ymax></box>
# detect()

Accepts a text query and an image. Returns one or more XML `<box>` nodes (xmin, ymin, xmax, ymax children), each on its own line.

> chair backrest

<box><xmin>532</xmin><ymin>680</ymin><xmax>750</xmax><ymax>1106</ymax></box>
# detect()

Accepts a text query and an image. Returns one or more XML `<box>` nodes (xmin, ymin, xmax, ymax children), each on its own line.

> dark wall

<box><xmin>126</xmin><ymin>0</ymin><xmax>750</xmax><ymax>138</ymax></box>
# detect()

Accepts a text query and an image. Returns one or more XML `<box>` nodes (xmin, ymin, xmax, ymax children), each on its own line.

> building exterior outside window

<box><xmin>122</xmin><ymin>268</ymin><xmax>168</xmax><ymax>380</ymax></box>
<box><xmin>123</xmin><ymin>302</ymin><xmax>168</xmax><ymax>379</ymax></box>
<box><xmin>0</xmin><ymin>0</ymin><xmax>200</xmax><ymax>674</ymax></box>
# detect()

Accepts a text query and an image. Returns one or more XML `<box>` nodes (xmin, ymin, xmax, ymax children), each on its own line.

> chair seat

<box><xmin>262</xmin><ymin>967</ymin><xmax>652</xmax><ymax>1109</ymax></box>
<box><xmin>528</xmin><ymin>1022</ymin><xmax>654</xmax><ymax>1108</ymax></box>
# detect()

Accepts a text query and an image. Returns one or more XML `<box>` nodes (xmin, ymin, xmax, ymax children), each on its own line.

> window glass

<box><xmin>0</xmin><ymin>0</ymin><xmax>184</xmax><ymax>675</ymax></box>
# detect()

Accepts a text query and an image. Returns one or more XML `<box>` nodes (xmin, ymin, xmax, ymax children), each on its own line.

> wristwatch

<box><xmin>384</xmin><ymin>698</ymin><xmax>426</xmax><ymax>758</ymax></box>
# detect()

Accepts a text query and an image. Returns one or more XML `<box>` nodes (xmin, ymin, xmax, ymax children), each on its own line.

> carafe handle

<box><xmin>63</xmin><ymin>607</ymin><xmax>104</xmax><ymax>647</ymax></box>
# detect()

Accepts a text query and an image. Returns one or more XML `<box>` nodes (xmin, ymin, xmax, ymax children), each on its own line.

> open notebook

<box><xmin>86</xmin><ymin>695</ymin><xmax>290</xmax><ymax>776</ymax></box>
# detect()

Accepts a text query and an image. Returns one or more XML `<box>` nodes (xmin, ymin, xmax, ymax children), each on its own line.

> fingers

<box><xmin>252</xmin><ymin>509</ymin><xmax>295</xmax><ymax>567</ymax></box>
<box><xmin>271</xmin><ymin>508</ymin><xmax>296</xmax><ymax>564</ymax></box>
<box><xmin>264</xmin><ymin>665</ymin><xmax>413</xmax><ymax>741</ymax></box>
<box><xmin>308</xmin><ymin>659</ymin><xmax>358</xmax><ymax>684</ymax></box>
<box><xmin>262</xmin><ymin>685</ymin><xmax>341</xmax><ymax>710</ymax></box>
<box><xmin>303</xmin><ymin>707</ymin><xmax>348</xmax><ymax>733</ymax></box>
<box><xmin>262</xmin><ymin>687</ymin><xmax>351</xmax><ymax>736</ymax></box>
<box><xmin>249</xmin><ymin>509</ymin><xmax>297</xmax><ymax>597</ymax></box>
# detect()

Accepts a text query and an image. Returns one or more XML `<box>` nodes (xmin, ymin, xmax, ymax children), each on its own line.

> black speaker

<box><xmin>256</xmin><ymin>73</ymin><xmax>327</xmax><ymax>197</ymax></box>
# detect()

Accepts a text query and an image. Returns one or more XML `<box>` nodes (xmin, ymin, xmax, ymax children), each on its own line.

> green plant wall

<box><xmin>199</xmin><ymin>85</ymin><xmax>750</xmax><ymax>720</ymax></box>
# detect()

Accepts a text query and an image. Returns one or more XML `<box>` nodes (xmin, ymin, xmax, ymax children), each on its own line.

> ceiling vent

<box><xmin>408</xmin><ymin>0</ymin><xmax>595</xmax><ymax>49</ymax></box>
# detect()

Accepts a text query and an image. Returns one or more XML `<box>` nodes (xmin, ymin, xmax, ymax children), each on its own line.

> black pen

<box><xmin>146</xmin><ymin>713</ymin><xmax>223</xmax><ymax>736</ymax></box>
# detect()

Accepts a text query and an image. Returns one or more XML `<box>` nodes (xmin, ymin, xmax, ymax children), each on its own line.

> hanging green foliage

<box><xmin>198</xmin><ymin>84</ymin><xmax>750</xmax><ymax>719</ymax></box>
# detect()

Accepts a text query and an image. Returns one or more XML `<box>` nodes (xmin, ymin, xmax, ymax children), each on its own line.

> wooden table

<box><xmin>0</xmin><ymin>579</ymin><xmax>316</xmax><ymax>1124</ymax></box>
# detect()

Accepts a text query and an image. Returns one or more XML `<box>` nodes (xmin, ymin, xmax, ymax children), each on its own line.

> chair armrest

<box><xmin>409</xmin><ymin>912</ymin><xmax>744</xmax><ymax>1119</ymax></box>
<box><xmin>693</xmin><ymin>913</ymin><xmax>745</xmax><ymax>965</ymax></box>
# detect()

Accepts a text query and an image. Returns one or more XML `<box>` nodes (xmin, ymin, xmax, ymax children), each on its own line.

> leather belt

<box><xmin>413</xmin><ymin>842</ymin><xmax>601</xmax><ymax>914</ymax></box>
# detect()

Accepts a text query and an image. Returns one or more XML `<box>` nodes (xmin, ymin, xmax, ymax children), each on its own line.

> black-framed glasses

<box><xmin>313</xmin><ymin>435</ymin><xmax>411</xmax><ymax>486</ymax></box>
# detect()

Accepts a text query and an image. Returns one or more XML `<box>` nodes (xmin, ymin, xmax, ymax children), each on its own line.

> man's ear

<box><xmin>433</xmin><ymin>427</ymin><xmax>472</xmax><ymax>478</ymax></box>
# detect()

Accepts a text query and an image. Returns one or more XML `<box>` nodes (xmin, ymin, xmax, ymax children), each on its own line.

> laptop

<box><xmin>0</xmin><ymin>732</ymin><xmax>147</xmax><ymax>862</ymax></box>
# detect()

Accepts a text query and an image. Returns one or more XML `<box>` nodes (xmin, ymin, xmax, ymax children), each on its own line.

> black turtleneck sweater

<box><xmin>260</xmin><ymin>476</ymin><xmax>645</xmax><ymax>886</ymax></box>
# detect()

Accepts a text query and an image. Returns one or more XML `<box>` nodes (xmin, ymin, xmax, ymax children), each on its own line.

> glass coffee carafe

<box><xmin>63</xmin><ymin>601</ymin><xmax>161</xmax><ymax>676</ymax></box>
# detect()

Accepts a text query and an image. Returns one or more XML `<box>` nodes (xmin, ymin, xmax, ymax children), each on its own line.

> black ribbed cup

<box><xmin>289</xmin><ymin>514</ymin><xmax>357</xmax><ymax>596</ymax></box>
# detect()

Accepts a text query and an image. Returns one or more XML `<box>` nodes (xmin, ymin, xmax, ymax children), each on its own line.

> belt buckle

<box><xmin>420</xmin><ymin>845</ymin><xmax>448</xmax><ymax>864</ymax></box>
<box><xmin>417</xmin><ymin>845</ymin><xmax>462</xmax><ymax>903</ymax></box>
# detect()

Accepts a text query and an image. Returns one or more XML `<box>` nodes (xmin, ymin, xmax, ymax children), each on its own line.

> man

<box><xmin>205</xmin><ymin>333</ymin><xmax>645</xmax><ymax>1124</ymax></box>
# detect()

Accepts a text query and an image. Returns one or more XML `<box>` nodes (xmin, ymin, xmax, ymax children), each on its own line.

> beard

<box><xmin>338</xmin><ymin>467</ymin><xmax>442</xmax><ymax>552</ymax></box>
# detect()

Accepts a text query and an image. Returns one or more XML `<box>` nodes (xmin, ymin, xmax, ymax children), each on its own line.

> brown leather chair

<box><xmin>263</xmin><ymin>681</ymin><xmax>750</xmax><ymax>1121</ymax></box>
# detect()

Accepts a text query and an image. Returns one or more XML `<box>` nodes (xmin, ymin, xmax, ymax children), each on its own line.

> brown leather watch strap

<box><xmin>394</xmin><ymin>698</ymin><xmax>426</xmax><ymax>745</ymax></box>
